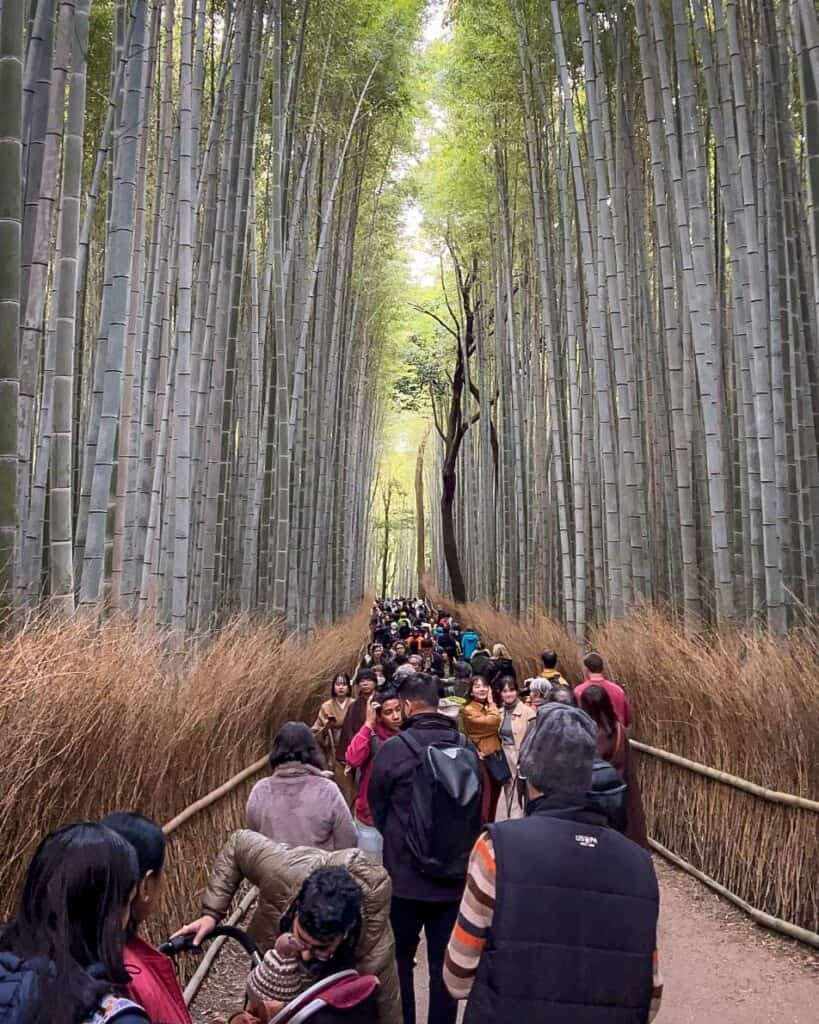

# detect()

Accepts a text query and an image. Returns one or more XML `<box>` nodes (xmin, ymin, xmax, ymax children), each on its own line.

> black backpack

<box><xmin>399</xmin><ymin>732</ymin><xmax>483</xmax><ymax>879</ymax></box>
<box><xmin>588</xmin><ymin>758</ymin><xmax>627</xmax><ymax>833</ymax></box>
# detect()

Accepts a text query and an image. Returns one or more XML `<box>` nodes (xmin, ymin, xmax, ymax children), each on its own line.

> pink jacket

<box><xmin>345</xmin><ymin>721</ymin><xmax>395</xmax><ymax>826</ymax></box>
<box><xmin>246</xmin><ymin>764</ymin><xmax>356</xmax><ymax>851</ymax></box>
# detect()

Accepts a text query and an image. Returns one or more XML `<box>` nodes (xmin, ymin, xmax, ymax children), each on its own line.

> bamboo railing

<box><xmin>630</xmin><ymin>739</ymin><xmax>818</xmax><ymax>946</ymax></box>
<box><xmin>163</xmin><ymin>757</ymin><xmax>270</xmax><ymax>836</ymax></box>
<box><xmin>630</xmin><ymin>740</ymin><xmax>819</xmax><ymax>813</ymax></box>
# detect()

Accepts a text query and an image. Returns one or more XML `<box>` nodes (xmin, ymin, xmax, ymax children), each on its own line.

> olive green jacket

<box><xmin>201</xmin><ymin>830</ymin><xmax>401</xmax><ymax>1024</ymax></box>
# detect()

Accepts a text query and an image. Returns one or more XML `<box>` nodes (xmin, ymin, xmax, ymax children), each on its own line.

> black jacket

<box><xmin>464</xmin><ymin>795</ymin><xmax>659</xmax><ymax>1024</ymax></box>
<box><xmin>0</xmin><ymin>952</ymin><xmax>148</xmax><ymax>1024</ymax></box>
<box><xmin>0</xmin><ymin>953</ymin><xmax>38</xmax><ymax>1023</ymax></box>
<box><xmin>369</xmin><ymin>713</ymin><xmax>474</xmax><ymax>902</ymax></box>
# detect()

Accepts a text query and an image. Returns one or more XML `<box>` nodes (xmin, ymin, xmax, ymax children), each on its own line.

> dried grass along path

<box><xmin>190</xmin><ymin>859</ymin><xmax>818</xmax><ymax>1023</ymax></box>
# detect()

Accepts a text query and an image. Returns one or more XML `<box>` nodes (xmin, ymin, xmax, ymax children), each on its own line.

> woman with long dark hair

<box><xmin>102</xmin><ymin>813</ymin><xmax>191</xmax><ymax>1023</ymax></box>
<box><xmin>0</xmin><ymin>822</ymin><xmax>148</xmax><ymax>1024</ymax></box>
<box><xmin>579</xmin><ymin>685</ymin><xmax>648</xmax><ymax>847</ymax></box>
<box><xmin>336</xmin><ymin>669</ymin><xmax>377</xmax><ymax>766</ymax></box>
<box><xmin>312</xmin><ymin>673</ymin><xmax>355</xmax><ymax>806</ymax></box>
<box><xmin>246</xmin><ymin>721</ymin><xmax>356</xmax><ymax>850</ymax></box>
<box><xmin>462</xmin><ymin>675</ymin><xmax>503</xmax><ymax>824</ymax></box>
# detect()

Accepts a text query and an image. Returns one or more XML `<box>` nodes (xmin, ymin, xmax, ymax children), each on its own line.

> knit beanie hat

<box><xmin>247</xmin><ymin>948</ymin><xmax>305</xmax><ymax>1005</ymax></box>
<box><xmin>519</xmin><ymin>703</ymin><xmax>597</xmax><ymax>797</ymax></box>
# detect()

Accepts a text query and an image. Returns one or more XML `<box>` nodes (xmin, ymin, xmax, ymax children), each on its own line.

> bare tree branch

<box><xmin>409</xmin><ymin>302</ymin><xmax>459</xmax><ymax>340</ymax></box>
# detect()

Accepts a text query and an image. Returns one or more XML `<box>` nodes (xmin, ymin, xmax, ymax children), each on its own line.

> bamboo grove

<box><xmin>411</xmin><ymin>0</ymin><xmax>819</xmax><ymax>636</ymax></box>
<box><xmin>0</xmin><ymin>0</ymin><xmax>425</xmax><ymax>637</ymax></box>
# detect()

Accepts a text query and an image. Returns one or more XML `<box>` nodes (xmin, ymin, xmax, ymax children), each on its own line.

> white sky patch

<box><xmin>398</xmin><ymin>1</ymin><xmax>450</xmax><ymax>288</ymax></box>
<box><xmin>422</xmin><ymin>1</ymin><xmax>450</xmax><ymax>45</ymax></box>
<box><xmin>401</xmin><ymin>199</ymin><xmax>438</xmax><ymax>287</ymax></box>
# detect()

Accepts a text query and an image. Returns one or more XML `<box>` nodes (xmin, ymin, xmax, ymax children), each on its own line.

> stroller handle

<box><xmin>159</xmin><ymin>924</ymin><xmax>263</xmax><ymax>965</ymax></box>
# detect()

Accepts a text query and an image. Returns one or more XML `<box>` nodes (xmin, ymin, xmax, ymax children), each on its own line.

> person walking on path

<box><xmin>495</xmin><ymin>677</ymin><xmax>535</xmax><ymax>821</ymax></box>
<box><xmin>246</xmin><ymin>722</ymin><xmax>356</xmax><ymax>851</ymax></box>
<box><xmin>526</xmin><ymin>676</ymin><xmax>552</xmax><ymax>710</ymax></box>
<box><xmin>460</xmin><ymin>629</ymin><xmax>480</xmax><ymax>662</ymax></box>
<box><xmin>312</xmin><ymin>673</ymin><xmax>355</xmax><ymax>806</ymax></box>
<box><xmin>579</xmin><ymin>685</ymin><xmax>648</xmax><ymax>847</ymax></box>
<box><xmin>369</xmin><ymin>673</ymin><xmax>481</xmax><ymax>1024</ymax></box>
<box><xmin>444</xmin><ymin>704</ymin><xmax>662</xmax><ymax>1023</ymax></box>
<box><xmin>102</xmin><ymin>813</ymin><xmax>192</xmax><ymax>1024</ymax></box>
<box><xmin>461</xmin><ymin>676</ymin><xmax>503</xmax><ymax>824</ymax></box>
<box><xmin>469</xmin><ymin>642</ymin><xmax>492</xmax><ymax>678</ymax></box>
<box><xmin>539</xmin><ymin>648</ymin><xmax>569</xmax><ymax>687</ymax></box>
<box><xmin>345</xmin><ymin>687</ymin><xmax>403</xmax><ymax>862</ymax></box>
<box><xmin>574</xmin><ymin>651</ymin><xmax>633</xmax><ymax>727</ymax></box>
<box><xmin>337</xmin><ymin>669</ymin><xmax>379</xmax><ymax>767</ymax></box>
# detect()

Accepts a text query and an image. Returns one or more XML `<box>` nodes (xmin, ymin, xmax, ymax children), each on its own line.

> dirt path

<box><xmin>190</xmin><ymin>858</ymin><xmax>817</xmax><ymax>1023</ymax></box>
<box><xmin>651</xmin><ymin>861</ymin><xmax>816</xmax><ymax>1024</ymax></box>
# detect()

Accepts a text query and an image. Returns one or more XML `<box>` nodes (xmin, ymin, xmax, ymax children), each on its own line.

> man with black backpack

<box><xmin>369</xmin><ymin>673</ymin><xmax>482</xmax><ymax>1024</ymax></box>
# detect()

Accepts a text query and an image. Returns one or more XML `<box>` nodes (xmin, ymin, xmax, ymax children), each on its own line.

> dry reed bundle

<box><xmin>0</xmin><ymin>602</ymin><xmax>370</xmax><ymax>947</ymax></box>
<box><xmin>430</xmin><ymin>590</ymin><xmax>818</xmax><ymax>933</ymax></box>
<box><xmin>593</xmin><ymin>609</ymin><xmax>818</xmax><ymax>932</ymax></box>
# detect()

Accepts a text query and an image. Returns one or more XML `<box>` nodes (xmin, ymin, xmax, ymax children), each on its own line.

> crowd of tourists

<box><xmin>0</xmin><ymin>597</ymin><xmax>661</xmax><ymax>1024</ymax></box>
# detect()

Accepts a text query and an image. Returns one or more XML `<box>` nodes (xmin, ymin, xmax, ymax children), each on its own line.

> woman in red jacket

<box><xmin>345</xmin><ymin>686</ymin><xmax>402</xmax><ymax>863</ymax></box>
<box><xmin>103</xmin><ymin>812</ymin><xmax>193</xmax><ymax>1024</ymax></box>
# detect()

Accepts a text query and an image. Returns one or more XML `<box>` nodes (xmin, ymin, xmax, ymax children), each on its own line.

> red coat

<box><xmin>125</xmin><ymin>934</ymin><xmax>192</xmax><ymax>1024</ymax></box>
<box><xmin>345</xmin><ymin>721</ymin><xmax>395</xmax><ymax>826</ymax></box>
<box><xmin>574</xmin><ymin>677</ymin><xmax>633</xmax><ymax>727</ymax></box>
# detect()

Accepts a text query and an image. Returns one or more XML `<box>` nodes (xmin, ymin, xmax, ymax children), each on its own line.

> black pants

<box><xmin>390</xmin><ymin>895</ymin><xmax>460</xmax><ymax>1024</ymax></box>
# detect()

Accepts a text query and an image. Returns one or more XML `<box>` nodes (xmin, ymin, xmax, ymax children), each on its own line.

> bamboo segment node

<box><xmin>630</xmin><ymin>740</ymin><xmax>819</xmax><ymax>812</ymax></box>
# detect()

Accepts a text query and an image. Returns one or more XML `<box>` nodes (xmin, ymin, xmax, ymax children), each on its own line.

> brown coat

<box><xmin>599</xmin><ymin>722</ymin><xmax>648</xmax><ymax>848</ymax></box>
<box><xmin>500</xmin><ymin>700</ymin><xmax>535</xmax><ymax>775</ymax></box>
<box><xmin>201</xmin><ymin>830</ymin><xmax>401</xmax><ymax>1024</ymax></box>
<box><xmin>496</xmin><ymin>700</ymin><xmax>536</xmax><ymax>822</ymax></box>
<box><xmin>312</xmin><ymin>697</ymin><xmax>352</xmax><ymax>766</ymax></box>
<box><xmin>461</xmin><ymin>699</ymin><xmax>502</xmax><ymax>756</ymax></box>
<box><xmin>311</xmin><ymin>698</ymin><xmax>356</xmax><ymax>806</ymax></box>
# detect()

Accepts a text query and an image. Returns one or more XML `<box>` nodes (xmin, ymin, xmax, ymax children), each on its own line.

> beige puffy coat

<box><xmin>201</xmin><ymin>830</ymin><xmax>401</xmax><ymax>1024</ymax></box>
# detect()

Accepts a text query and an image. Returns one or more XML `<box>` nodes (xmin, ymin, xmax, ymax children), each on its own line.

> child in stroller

<box><xmin>168</xmin><ymin>866</ymin><xmax>380</xmax><ymax>1023</ymax></box>
<box><xmin>242</xmin><ymin>867</ymin><xmax>379</xmax><ymax>1022</ymax></box>
<box><xmin>172</xmin><ymin>830</ymin><xmax>400</xmax><ymax>1023</ymax></box>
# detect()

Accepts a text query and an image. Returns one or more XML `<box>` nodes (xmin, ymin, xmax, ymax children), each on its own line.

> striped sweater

<box><xmin>444</xmin><ymin>833</ymin><xmax>663</xmax><ymax>1019</ymax></box>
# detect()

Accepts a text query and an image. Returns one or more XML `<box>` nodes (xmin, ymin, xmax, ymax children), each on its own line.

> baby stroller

<box><xmin>160</xmin><ymin>928</ymin><xmax>380</xmax><ymax>1023</ymax></box>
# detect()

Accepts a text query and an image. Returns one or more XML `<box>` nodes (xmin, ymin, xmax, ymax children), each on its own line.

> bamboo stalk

<box><xmin>162</xmin><ymin>756</ymin><xmax>268</xmax><ymax>836</ymax></box>
<box><xmin>182</xmin><ymin>886</ymin><xmax>259</xmax><ymax>1006</ymax></box>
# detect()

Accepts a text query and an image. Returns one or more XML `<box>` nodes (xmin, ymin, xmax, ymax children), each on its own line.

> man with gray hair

<box><xmin>444</xmin><ymin>703</ymin><xmax>662</xmax><ymax>1023</ymax></box>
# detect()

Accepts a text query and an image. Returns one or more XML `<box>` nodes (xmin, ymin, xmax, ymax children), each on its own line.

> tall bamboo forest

<box><xmin>1</xmin><ymin>0</ymin><xmax>818</xmax><ymax>639</ymax></box>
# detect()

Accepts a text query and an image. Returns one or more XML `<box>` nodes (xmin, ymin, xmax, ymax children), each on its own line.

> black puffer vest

<box><xmin>463</xmin><ymin>797</ymin><xmax>659</xmax><ymax>1024</ymax></box>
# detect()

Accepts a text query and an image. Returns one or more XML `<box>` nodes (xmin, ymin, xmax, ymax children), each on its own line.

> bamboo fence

<box><xmin>429</xmin><ymin>591</ymin><xmax>819</xmax><ymax>941</ymax></box>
